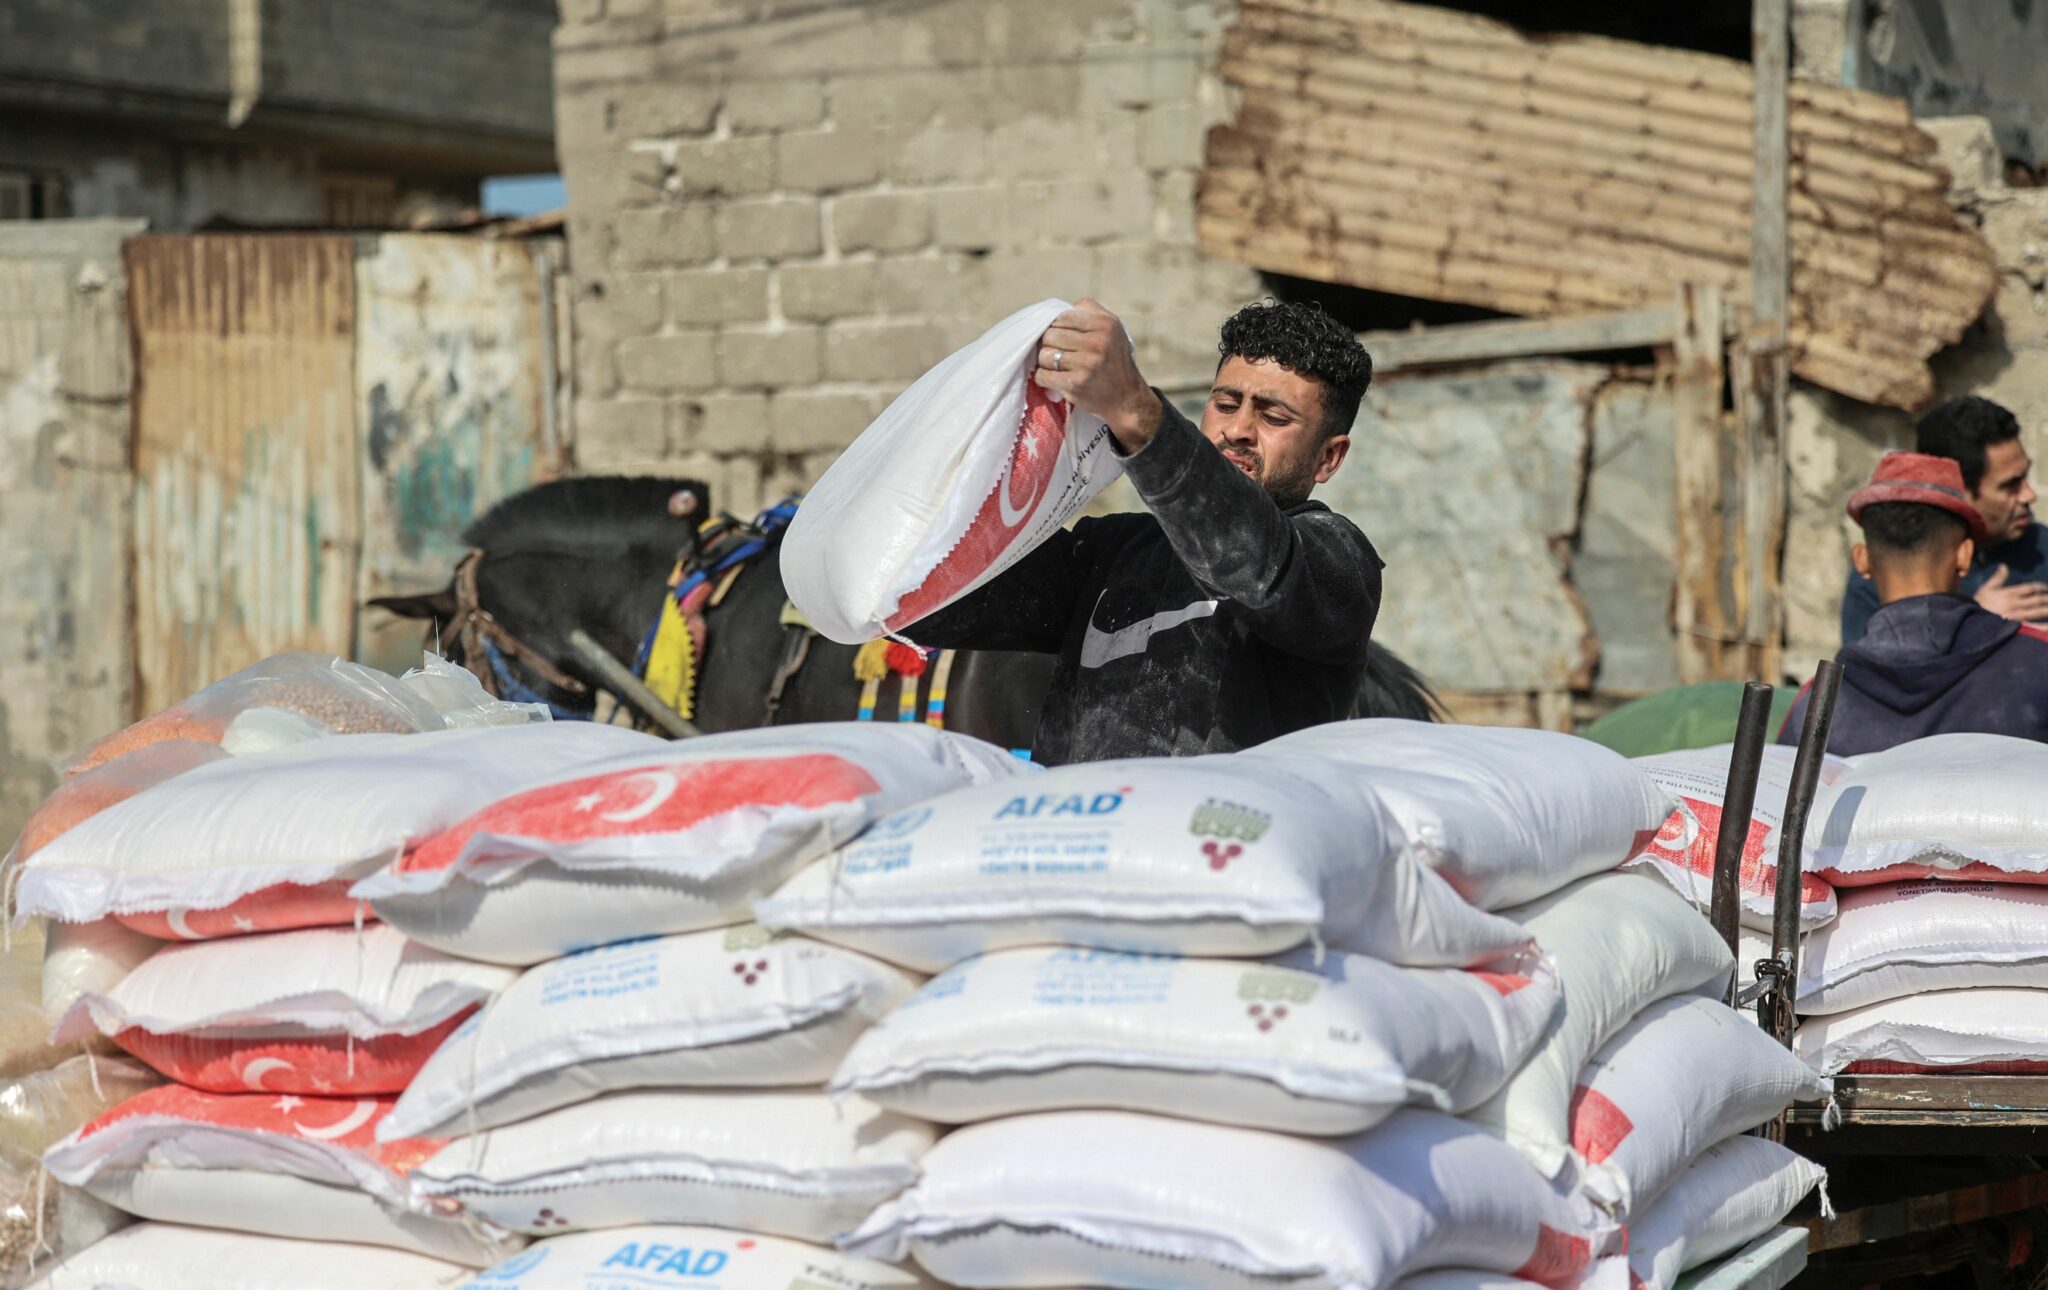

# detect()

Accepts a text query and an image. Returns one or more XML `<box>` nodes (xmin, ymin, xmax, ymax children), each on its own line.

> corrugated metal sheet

<box><xmin>126</xmin><ymin>232</ymin><xmax>571</xmax><ymax>708</ymax></box>
<box><xmin>127</xmin><ymin>235</ymin><xmax>362</xmax><ymax>714</ymax></box>
<box><xmin>1198</xmin><ymin>0</ymin><xmax>1997</xmax><ymax>410</ymax></box>
<box><xmin>353</xmin><ymin>235</ymin><xmax>570</xmax><ymax>675</ymax></box>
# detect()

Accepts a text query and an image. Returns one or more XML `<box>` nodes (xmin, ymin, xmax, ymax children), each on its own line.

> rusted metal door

<box><xmin>353</xmin><ymin>235</ymin><xmax>569</xmax><ymax>675</ymax></box>
<box><xmin>127</xmin><ymin>235</ymin><xmax>362</xmax><ymax>716</ymax></box>
<box><xmin>126</xmin><ymin>232</ymin><xmax>569</xmax><ymax>711</ymax></box>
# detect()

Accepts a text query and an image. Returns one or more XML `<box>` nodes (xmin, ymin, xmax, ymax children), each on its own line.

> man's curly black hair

<box><xmin>1916</xmin><ymin>395</ymin><xmax>2021</xmax><ymax>493</ymax></box>
<box><xmin>1217</xmin><ymin>299</ymin><xmax>1374</xmax><ymax>441</ymax></box>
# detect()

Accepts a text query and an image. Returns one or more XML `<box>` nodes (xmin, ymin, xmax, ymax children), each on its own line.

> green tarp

<box><xmin>1577</xmin><ymin>682</ymin><xmax>1796</xmax><ymax>759</ymax></box>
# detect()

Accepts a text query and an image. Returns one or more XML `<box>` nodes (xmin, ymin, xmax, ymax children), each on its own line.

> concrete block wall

<box><xmin>554</xmin><ymin>0</ymin><xmax>1260</xmax><ymax>515</ymax></box>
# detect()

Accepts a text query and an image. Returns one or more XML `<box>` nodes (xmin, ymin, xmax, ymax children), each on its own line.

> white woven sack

<box><xmin>1796</xmin><ymin>987</ymin><xmax>2048</xmax><ymax>1075</ymax></box>
<box><xmin>1626</xmin><ymin>745</ymin><xmax>1841</xmax><ymax>931</ymax></box>
<box><xmin>1465</xmin><ymin>873</ymin><xmax>1734</xmax><ymax>1181</ymax></box>
<box><xmin>1805</xmin><ymin>733</ymin><xmax>2048</xmax><ymax>885</ymax></box>
<box><xmin>831</xmin><ymin>945</ymin><xmax>1559</xmax><ymax>1135</ymax></box>
<box><xmin>453</xmin><ymin>1226</ymin><xmax>939</xmax><ymax>1289</ymax></box>
<box><xmin>846</xmin><ymin>1108</ymin><xmax>1614</xmax><ymax>1290</ymax></box>
<box><xmin>783</xmin><ymin>298</ymin><xmax>1122</xmax><ymax>644</ymax></box>
<box><xmin>757</xmin><ymin>753</ymin><xmax>1531</xmax><ymax>974</ymax></box>
<box><xmin>31</xmin><ymin>1222</ymin><xmax>471</xmax><ymax>1289</ymax></box>
<box><xmin>1568</xmin><ymin>996</ymin><xmax>1827</xmax><ymax>1216</ymax></box>
<box><xmin>43</xmin><ymin>1083</ymin><xmax>518</xmax><ymax>1266</ymax></box>
<box><xmin>1620</xmin><ymin>1137</ymin><xmax>1826</xmax><ymax>1290</ymax></box>
<box><xmin>1395</xmin><ymin>1275</ymin><xmax>1547</xmax><ymax>1290</ymax></box>
<box><xmin>384</xmin><ymin>925</ymin><xmax>919</xmax><ymax>1141</ymax></box>
<box><xmin>51</xmin><ymin>923</ymin><xmax>514</xmax><ymax>1095</ymax></box>
<box><xmin>17</xmin><ymin>723</ymin><xmax>659</xmax><ymax>927</ymax></box>
<box><xmin>41</xmin><ymin>918</ymin><xmax>158</xmax><ymax>1019</ymax></box>
<box><xmin>1257</xmin><ymin>721</ymin><xmax>1674</xmax><ymax>910</ymax></box>
<box><xmin>356</xmin><ymin>724</ymin><xmax>1028</xmax><ymax>966</ymax></box>
<box><xmin>1796</xmin><ymin>883</ymin><xmax>2048</xmax><ymax>1015</ymax></box>
<box><xmin>413</xmin><ymin>1089</ymin><xmax>933</xmax><ymax>1243</ymax></box>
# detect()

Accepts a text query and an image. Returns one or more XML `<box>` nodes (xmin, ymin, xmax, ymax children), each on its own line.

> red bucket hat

<box><xmin>1848</xmin><ymin>451</ymin><xmax>1988</xmax><ymax>542</ymax></box>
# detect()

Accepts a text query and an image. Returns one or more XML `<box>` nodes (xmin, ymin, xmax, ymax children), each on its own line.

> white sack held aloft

<box><xmin>1258</xmin><ymin>722</ymin><xmax>1674</xmax><ymax>910</ymax></box>
<box><xmin>1621</xmin><ymin>1137</ymin><xmax>1826</xmax><ymax>1290</ymax></box>
<box><xmin>1806</xmin><ymin>733</ymin><xmax>2048</xmax><ymax>885</ymax></box>
<box><xmin>1568</xmin><ymin>997</ymin><xmax>1827</xmax><ymax>1216</ymax></box>
<box><xmin>1796</xmin><ymin>883</ymin><xmax>2048</xmax><ymax>1015</ymax></box>
<box><xmin>1626</xmin><ymin>745</ymin><xmax>1840</xmax><ymax>931</ymax></box>
<box><xmin>31</xmin><ymin>1222</ymin><xmax>472</xmax><ymax>1290</ymax></box>
<box><xmin>1796</xmin><ymin>988</ymin><xmax>2048</xmax><ymax>1075</ymax></box>
<box><xmin>1465</xmin><ymin>873</ymin><xmax>1734</xmax><ymax>1181</ymax></box>
<box><xmin>783</xmin><ymin>299</ymin><xmax>1122</xmax><ymax>644</ymax></box>
<box><xmin>384</xmin><ymin>925</ymin><xmax>920</xmax><ymax>1141</ymax></box>
<box><xmin>846</xmin><ymin>1108</ymin><xmax>1613</xmax><ymax>1290</ymax></box>
<box><xmin>455</xmin><ymin>1226</ymin><xmax>939</xmax><ymax>1290</ymax></box>
<box><xmin>758</xmin><ymin>753</ymin><xmax>1532</xmax><ymax>975</ymax></box>
<box><xmin>413</xmin><ymin>1089</ymin><xmax>934</xmax><ymax>1243</ymax></box>
<box><xmin>358</xmin><ymin>724</ymin><xmax>1026</xmax><ymax>965</ymax></box>
<box><xmin>42</xmin><ymin>1084</ymin><xmax>520</xmax><ymax>1266</ymax></box>
<box><xmin>53</xmin><ymin>923</ymin><xmax>515</xmax><ymax>1095</ymax></box>
<box><xmin>831</xmin><ymin>945</ymin><xmax>1559</xmax><ymax>1135</ymax></box>
<box><xmin>19</xmin><ymin>723</ymin><xmax>659</xmax><ymax>935</ymax></box>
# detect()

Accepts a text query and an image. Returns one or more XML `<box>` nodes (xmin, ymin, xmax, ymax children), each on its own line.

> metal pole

<box><xmin>1759</xmin><ymin>660</ymin><xmax>1839</xmax><ymax>1143</ymax></box>
<box><xmin>1764</xmin><ymin>659</ymin><xmax>1841</xmax><ymax>1030</ymax></box>
<box><xmin>1711</xmin><ymin>682</ymin><xmax>1776</xmax><ymax>977</ymax></box>
<box><xmin>568</xmin><ymin>628</ymin><xmax>702</xmax><ymax>740</ymax></box>
<box><xmin>1744</xmin><ymin>0</ymin><xmax>1792</xmax><ymax>679</ymax></box>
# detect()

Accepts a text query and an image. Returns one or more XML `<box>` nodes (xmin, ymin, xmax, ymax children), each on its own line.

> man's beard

<box><xmin>1220</xmin><ymin>443</ymin><xmax>1315</xmax><ymax>506</ymax></box>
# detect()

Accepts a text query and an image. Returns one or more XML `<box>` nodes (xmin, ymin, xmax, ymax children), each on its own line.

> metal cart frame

<box><xmin>1710</xmin><ymin>667</ymin><xmax>2048</xmax><ymax>1285</ymax></box>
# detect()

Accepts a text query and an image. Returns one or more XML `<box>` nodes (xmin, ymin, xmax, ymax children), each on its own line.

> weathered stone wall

<box><xmin>554</xmin><ymin>0</ymin><xmax>1259</xmax><ymax>515</ymax></box>
<box><xmin>0</xmin><ymin>220</ymin><xmax>141</xmax><ymax>849</ymax></box>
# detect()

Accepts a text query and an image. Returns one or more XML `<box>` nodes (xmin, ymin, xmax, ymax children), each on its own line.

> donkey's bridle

<box><xmin>451</xmin><ymin>549</ymin><xmax>592</xmax><ymax>702</ymax></box>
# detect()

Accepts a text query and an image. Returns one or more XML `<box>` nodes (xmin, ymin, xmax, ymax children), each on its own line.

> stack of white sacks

<box><xmin>8</xmin><ymin>656</ymin><xmax>669</xmax><ymax>1286</ymax></box>
<box><xmin>10</xmin><ymin>657</ymin><xmax>1028</xmax><ymax>1288</ymax></box>
<box><xmin>775</xmin><ymin>721</ymin><xmax>1829</xmax><ymax>1290</ymax></box>
<box><xmin>1625</xmin><ymin>733</ymin><xmax>2048</xmax><ymax>1084</ymax></box>
<box><xmin>1775</xmin><ymin>735</ymin><xmax>2048</xmax><ymax>1081</ymax></box>
<box><xmin>9</xmin><ymin>652</ymin><xmax>1834</xmax><ymax>1289</ymax></box>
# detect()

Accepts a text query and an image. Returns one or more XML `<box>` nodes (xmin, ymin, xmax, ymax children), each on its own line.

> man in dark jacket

<box><xmin>1783</xmin><ymin>452</ymin><xmax>2048</xmax><ymax>754</ymax></box>
<box><xmin>903</xmin><ymin>297</ymin><xmax>1382</xmax><ymax>765</ymax></box>
<box><xmin>1840</xmin><ymin>396</ymin><xmax>2047</xmax><ymax>643</ymax></box>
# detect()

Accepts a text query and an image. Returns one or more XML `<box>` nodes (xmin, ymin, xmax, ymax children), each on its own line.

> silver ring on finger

<box><xmin>1051</xmin><ymin>348</ymin><xmax>1063</xmax><ymax>372</ymax></box>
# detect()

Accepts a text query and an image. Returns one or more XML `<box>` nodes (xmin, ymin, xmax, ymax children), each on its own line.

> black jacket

<box><xmin>1780</xmin><ymin>592</ymin><xmax>2048</xmax><ymax>755</ymax></box>
<box><xmin>905</xmin><ymin>397</ymin><xmax>1383</xmax><ymax>765</ymax></box>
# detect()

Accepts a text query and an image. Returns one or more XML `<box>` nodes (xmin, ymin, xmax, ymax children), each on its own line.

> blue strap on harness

<box><xmin>483</xmin><ymin>638</ymin><xmax>590</xmax><ymax>721</ymax></box>
<box><xmin>632</xmin><ymin>497</ymin><xmax>802</xmax><ymax>677</ymax></box>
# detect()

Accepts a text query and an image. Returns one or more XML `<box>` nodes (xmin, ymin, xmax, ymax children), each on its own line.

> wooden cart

<box><xmin>1711</xmin><ymin>667</ymin><xmax>2048</xmax><ymax>1287</ymax></box>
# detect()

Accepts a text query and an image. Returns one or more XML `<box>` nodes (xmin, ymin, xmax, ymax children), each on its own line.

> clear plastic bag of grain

<box><xmin>0</xmin><ymin>925</ymin><xmax>96</xmax><ymax>1082</ymax></box>
<box><xmin>14</xmin><ymin>744</ymin><xmax>228</xmax><ymax>866</ymax></box>
<box><xmin>0</xmin><ymin>1055</ymin><xmax>156</xmax><ymax>1287</ymax></box>
<box><xmin>399</xmin><ymin>653</ymin><xmax>550</xmax><ymax>729</ymax></box>
<box><xmin>61</xmin><ymin>654</ymin><xmax>448</xmax><ymax>775</ymax></box>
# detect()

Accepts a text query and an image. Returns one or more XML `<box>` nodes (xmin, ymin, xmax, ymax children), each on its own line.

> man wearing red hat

<box><xmin>1782</xmin><ymin>451</ymin><xmax>2048</xmax><ymax>754</ymax></box>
